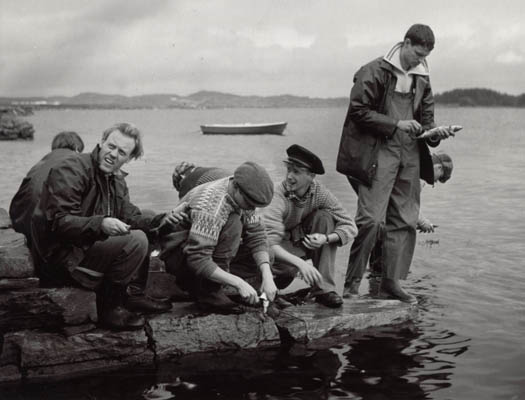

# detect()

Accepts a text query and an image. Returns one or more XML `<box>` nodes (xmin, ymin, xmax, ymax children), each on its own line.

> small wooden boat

<box><xmin>200</xmin><ymin>121</ymin><xmax>287</xmax><ymax>135</ymax></box>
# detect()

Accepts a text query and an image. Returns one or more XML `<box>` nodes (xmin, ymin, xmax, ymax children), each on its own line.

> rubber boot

<box><xmin>343</xmin><ymin>277</ymin><xmax>361</xmax><ymax>299</ymax></box>
<box><xmin>367</xmin><ymin>275</ymin><xmax>382</xmax><ymax>298</ymax></box>
<box><xmin>379</xmin><ymin>278</ymin><xmax>417</xmax><ymax>304</ymax></box>
<box><xmin>98</xmin><ymin>283</ymin><xmax>145</xmax><ymax>330</ymax></box>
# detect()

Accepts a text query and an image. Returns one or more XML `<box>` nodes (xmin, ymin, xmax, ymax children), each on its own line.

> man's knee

<box><xmin>117</xmin><ymin>230</ymin><xmax>149</xmax><ymax>280</ymax></box>
<box><xmin>306</xmin><ymin>209</ymin><xmax>335</xmax><ymax>233</ymax></box>
<box><xmin>128</xmin><ymin>230</ymin><xmax>149</xmax><ymax>259</ymax></box>
<box><xmin>356</xmin><ymin>213</ymin><xmax>382</xmax><ymax>233</ymax></box>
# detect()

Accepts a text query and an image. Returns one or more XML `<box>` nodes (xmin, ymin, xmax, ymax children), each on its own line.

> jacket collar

<box><xmin>383</xmin><ymin>42</ymin><xmax>429</xmax><ymax>76</ymax></box>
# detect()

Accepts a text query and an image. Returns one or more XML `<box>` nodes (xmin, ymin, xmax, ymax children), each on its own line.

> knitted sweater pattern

<box><xmin>179</xmin><ymin>177</ymin><xmax>269</xmax><ymax>278</ymax></box>
<box><xmin>263</xmin><ymin>181</ymin><xmax>356</xmax><ymax>247</ymax></box>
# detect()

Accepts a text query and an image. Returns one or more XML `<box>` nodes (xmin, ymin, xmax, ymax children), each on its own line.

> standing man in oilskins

<box><xmin>337</xmin><ymin>24</ymin><xmax>453</xmax><ymax>303</ymax></box>
<box><xmin>31</xmin><ymin>123</ymin><xmax>177</xmax><ymax>330</ymax></box>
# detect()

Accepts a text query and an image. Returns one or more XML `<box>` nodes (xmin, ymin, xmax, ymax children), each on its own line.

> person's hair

<box><xmin>405</xmin><ymin>24</ymin><xmax>435</xmax><ymax>51</ymax></box>
<box><xmin>51</xmin><ymin>131</ymin><xmax>84</xmax><ymax>152</ymax></box>
<box><xmin>101</xmin><ymin>123</ymin><xmax>143</xmax><ymax>160</ymax></box>
<box><xmin>431</xmin><ymin>153</ymin><xmax>453</xmax><ymax>183</ymax></box>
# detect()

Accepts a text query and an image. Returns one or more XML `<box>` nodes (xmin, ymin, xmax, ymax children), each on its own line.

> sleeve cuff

<box><xmin>252</xmin><ymin>250</ymin><xmax>270</xmax><ymax>267</ymax></box>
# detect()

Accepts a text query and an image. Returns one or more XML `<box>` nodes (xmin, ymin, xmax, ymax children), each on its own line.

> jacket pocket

<box><xmin>336</xmin><ymin>124</ymin><xmax>379</xmax><ymax>187</ymax></box>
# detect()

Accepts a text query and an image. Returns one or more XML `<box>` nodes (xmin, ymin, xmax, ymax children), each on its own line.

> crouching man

<box><xmin>234</xmin><ymin>145</ymin><xmax>357</xmax><ymax>308</ymax></box>
<box><xmin>31</xmin><ymin>123</ymin><xmax>177</xmax><ymax>330</ymax></box>
<box><xmin>10</xmin><ymin>131</ymin><xmax>85</xmax><ymax>247</ymax></box>
<box><xmin>160</xmin><ymin>161</ymin><xmax>277</xmax><ymax>314</ymax></box>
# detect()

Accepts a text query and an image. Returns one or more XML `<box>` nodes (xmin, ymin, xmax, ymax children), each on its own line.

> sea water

<box><xmin>0</xmin><ymin>107</ymin><xmax>523</xmax><ymax>399</ymax></box>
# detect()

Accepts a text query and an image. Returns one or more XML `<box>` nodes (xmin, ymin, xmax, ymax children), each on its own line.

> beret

<box><xmin>285</xmin><ymin>144</ymin><xmax>325</xmax><ymax>175</ymax></box>
<box><xmin>233</xmin><ymin>161</ymin><xmax>274</xmax><ymax>207</ymax></box>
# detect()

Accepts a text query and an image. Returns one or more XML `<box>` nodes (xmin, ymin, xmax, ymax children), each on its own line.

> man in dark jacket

<box><xmin>31</xmin><ymin>123</ymin><xmax>177</xmax><ymax>330</ymax></box>
<box><xmin>10</xmin><ymin>131</ymin><xmax>84</xmax><ymax>246</ymax></box>
<box><xmin>336</xmin><ymin>24</ymin><xmax>453</xmax><ymax>303</ymax></box>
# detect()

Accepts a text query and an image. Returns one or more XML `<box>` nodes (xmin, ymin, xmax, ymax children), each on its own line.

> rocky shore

<box><xmin>0</xmin><ymin>208</ymin><xmax>416</xmax><ymax>385</ymax></box>
<box><xmin>0</xmin><ymin>107</ymin><xmax>34</xmax><ymax>140</ymax></box>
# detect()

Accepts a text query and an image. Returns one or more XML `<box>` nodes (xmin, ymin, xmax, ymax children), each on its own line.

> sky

<box><xmin>1</xmin><ymin>0</ymin><xmax>525</xmax><ymax>98</ymax></box>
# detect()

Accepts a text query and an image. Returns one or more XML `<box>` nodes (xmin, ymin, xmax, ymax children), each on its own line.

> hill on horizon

<box><xmin>0</xmin><ymin>88</ymin><xmax>524</xmax><ymax>109</ymax></box>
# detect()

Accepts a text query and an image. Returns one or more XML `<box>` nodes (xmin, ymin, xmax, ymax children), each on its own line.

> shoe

<box><xmin>125</xmin><ymin>295</ymin><xmax>172</xmax><ymax>313</ymax></box>
<box><xmin>197</xmin><ymin>291</ymin><xmax>245</xmax><ymax>315</ymax></box>
<box><xmin>343</xmin><ymin>278</ymin><xmax>361</xmax><ymax>299</ymax></box>
<box><xmin>379</xmin><ymin>278</ymin><xmax>417</xmax><ymax>304</ymax></box>
<box><xmin>315</xmin><ymin>291</ymin><xmax>343</xmax><ymax>308</ymax></box>
<box><xmin>100</xmin><ymin>306</ymin><xmax>145</xmax><ymax>331</ymax></box>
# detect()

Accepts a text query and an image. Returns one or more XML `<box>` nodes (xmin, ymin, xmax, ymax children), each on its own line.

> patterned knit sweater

<box><xmin>263</xmin><ymin>180</ymin><xmax>357</xmax><ymax>247</ymax></box>
<box><xmin>177</xmin><ymin>177</ymin><xmax>269</xmax><ymax>278</ymax></box>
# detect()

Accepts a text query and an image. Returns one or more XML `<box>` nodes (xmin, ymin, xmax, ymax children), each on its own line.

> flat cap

<box><xmin>233</xmin><ymin>161</ymin><xmax>274</xmax><ymax>207</ymax></box>
<box><xmin>285</xmin><ymin>144</ymin><xmax>325</xmax><ymax>175</ymax></box>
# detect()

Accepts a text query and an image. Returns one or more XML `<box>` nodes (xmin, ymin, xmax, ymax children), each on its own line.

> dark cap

<box><xmin>285</xmin><ymin>144</ymin><xmax>325</xmax><ymax>175</ymax></box>
<box><xmin>233</xmin><ymin>161</ymin><xmax>274</xmax><ymax>207</ymax></box>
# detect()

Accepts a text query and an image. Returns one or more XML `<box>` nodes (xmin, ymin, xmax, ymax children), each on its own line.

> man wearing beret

<box><xmin>260</xmin><ymin>144</ymin><xmax>357</xmax><ymax>308</ymax></box>
<box><xmin>160</xmin><ymin>161</ymin><xmax>277</xmax><ymax>314</ymax></box>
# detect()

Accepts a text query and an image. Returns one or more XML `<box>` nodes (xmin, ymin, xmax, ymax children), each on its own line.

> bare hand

<box><xmin>302</xmin><ymin>233</ymin><xmax>328</xmax><ymax>250</ymax></box>
<box><xmin>101</xmin><ymin>217</ymin><xmax>130</xmax><ymax>236</ymax></box>
<box><xmin>160</xmin><ymin>201</ymin><xmax>189</xmax><ymax>228</ymax></box>
<box><xmin>397</xmin><ymin>119</ymin><xmax>422</xmax><ymax>136</ymax></box>
<box><xmin>236</xmin><ymin>279</ymin><xmax>259</xmax><ymax>305</ymax></box>
<box><xmin>297</xmin><ymin>260</ymin><xmax>323</xmax><ymax>287</ymax></box>
<box><xmin>260</xmin><ymin>277</ymin><xmax>278</xmax><ymax>302</ymax></box>
<box><xmin>417</xmin><ymin>217</ymin><xmax>435</xmax><ymax>233</ymax></box>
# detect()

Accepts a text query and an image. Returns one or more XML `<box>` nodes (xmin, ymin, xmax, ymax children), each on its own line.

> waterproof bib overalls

<box><xmin>346</xmin><ymin>90</ymin><xmax>421</xmax><ymax>280</ymax></box>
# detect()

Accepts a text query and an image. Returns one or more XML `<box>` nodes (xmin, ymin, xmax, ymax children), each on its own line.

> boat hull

<box><xmin>201</xmin><ymin>122</ymin><xmax>287</xmax><ymax>135</ymax></box>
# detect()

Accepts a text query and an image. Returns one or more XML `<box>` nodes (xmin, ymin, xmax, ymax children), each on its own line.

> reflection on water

<box><xmin>0</xmin><ymin>322</ymin><xmax>468</xmax><ymax>400</ymax></box>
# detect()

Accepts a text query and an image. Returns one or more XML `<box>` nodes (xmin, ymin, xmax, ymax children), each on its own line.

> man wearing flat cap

<box><xmin>159</xmin><ymin>161</ymin><xmax>278</xmax><ymax>314</ymax></box>
<box><xmin>260</xmin><ymin>144</ymin><xmax>357</xmax><ymax>308</ymax></box>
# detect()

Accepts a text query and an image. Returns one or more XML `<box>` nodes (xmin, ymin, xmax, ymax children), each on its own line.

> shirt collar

<box><xmin>283</xmin><ymin>181</ymin><xmax>314</xmax><ymax>201</ymax></box>
<box><xmin>383</xmin><ymin>42</ymin><xmax>429</xmax><ymax>76</ymax></box>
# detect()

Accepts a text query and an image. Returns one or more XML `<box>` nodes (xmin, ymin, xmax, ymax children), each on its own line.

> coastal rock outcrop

<box><xmin>0</xmin><ymin>208</ymin><xmax>417</xmax><ymax>385</ymax></box>
<box><xmin>0</xmin><ymin>107</ymin><xmax>34</xmax><ymax>140</ymax></box>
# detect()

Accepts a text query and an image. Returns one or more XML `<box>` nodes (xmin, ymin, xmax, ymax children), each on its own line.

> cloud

<box><xmin>238</xmin><ymin>27</ymin><xmax>316</xmax><ymax>49</ymax></box>
<box><xmin>2</xmin><ymin>0</ymin><xmax>525</xmax><ymax>96</ymax></box>
<box><xmin>493</xmin><ymin>24</ymin><xmax>524</xmax><ymax>44</ymax></box>
<box><xmin>496</xmin><ymin>51</ymin><xmax>525</xmax><ymax>64</ymax></box>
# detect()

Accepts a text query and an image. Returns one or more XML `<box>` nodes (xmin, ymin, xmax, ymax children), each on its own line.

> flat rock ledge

<box><xmin>0</xmin><ymin>210</ymin><xmax>417</xmax><ymax>385</ymax></box>
<box><xmin>0</xmin><ymin>299</ymin><xmax>416</xmax><ymax>385</ymax></box>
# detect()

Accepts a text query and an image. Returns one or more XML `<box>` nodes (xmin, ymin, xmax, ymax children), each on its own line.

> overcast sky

<box><xmin>1</xmin><ymin>0</ymin><xmax>524</xmax><ymax>98</ymax></box>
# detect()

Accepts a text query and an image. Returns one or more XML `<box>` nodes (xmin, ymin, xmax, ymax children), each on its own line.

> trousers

<box><xmin>232</xmin><ymin>210</ymin><xmax>338</xmax><ymax>294</ymax></box>
<box><xmin>345</xmin><ymin>91</ymin><xmax>421</xmax><ymax>282</ymax></box>
<box><xmin>73</xmin><ymin>230</ymin><xmax>149</xmax><ymax>289</ymax></box>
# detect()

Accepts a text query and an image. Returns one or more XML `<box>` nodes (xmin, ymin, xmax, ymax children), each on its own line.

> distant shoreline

<box><xmin>1</xmin><ymin>88</ymin><xmax>524</xmax><ymax>110</ymax></box>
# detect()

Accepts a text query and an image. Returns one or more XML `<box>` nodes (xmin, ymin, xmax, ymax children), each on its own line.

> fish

<box><xmin>259</xmin><ymin>292</ymin><xmax>269</xmax><ymax>314</ymax></box>
<box><xmin>417</xmin><ymin>125</ymin><xmax>463</xmax><ymax>140</ymax></box>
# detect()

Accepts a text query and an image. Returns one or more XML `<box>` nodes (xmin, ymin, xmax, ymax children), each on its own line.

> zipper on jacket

<box><xmin>106</xmin><ymin>175</ymin><xmax>111</xmax><ymax>217</ymax></box>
